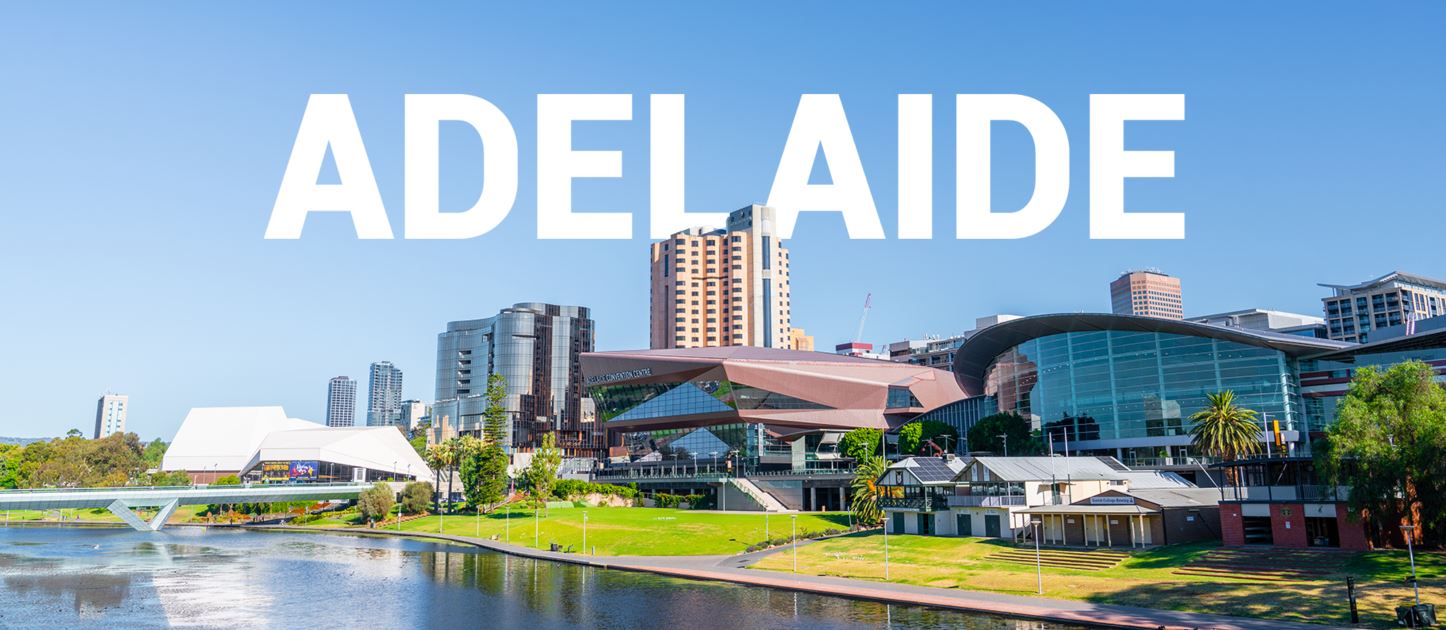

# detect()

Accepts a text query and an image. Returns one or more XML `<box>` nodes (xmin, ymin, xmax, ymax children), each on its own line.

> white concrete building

<box><xmin>161</xmin><ymin>406</ymin><xmax>430</xmax><ymax>484</ymax></box>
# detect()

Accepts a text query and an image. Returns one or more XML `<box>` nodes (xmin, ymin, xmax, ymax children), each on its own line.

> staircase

<box><xmin>729</xmin><ymin>477</ymin><xmax>789</xmax><ymax>512</ymax></box>
<box><xmin>984</xmin><ymin>546</ymin><xmax>1128</xmax><ymax>571</ymax></box>
<box><xmin>1172</xmin><ymin>547</ymin><xmax>1351</xmax><ymax>582</ymax></box>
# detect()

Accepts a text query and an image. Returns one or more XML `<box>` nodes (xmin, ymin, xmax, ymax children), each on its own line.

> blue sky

<box><xmin>1</xmin><ymin>4</ymin><xmax>1442</xmax><ymax>439</ymax></box>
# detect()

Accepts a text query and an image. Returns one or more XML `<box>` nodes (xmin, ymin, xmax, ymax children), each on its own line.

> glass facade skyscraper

<box><xmin>325</xmin><ymin>376</ymin><xmax>356</xmax><ymax>428</ymax></box>
<box><xmin>434</xmin><ymin>303</ymin><xmax>597</xmax><ymax>456</ymax></box>
<box><xmin>366</xmin><ymin>361</ymin><xmax>404</xmax><ymax>427</ymax></box>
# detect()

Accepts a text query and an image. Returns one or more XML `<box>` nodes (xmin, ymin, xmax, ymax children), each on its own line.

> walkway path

<box><xmin>251</xmin><ymin>525</ymin><xmax>1349</xmax><ymax>630</ymax></box>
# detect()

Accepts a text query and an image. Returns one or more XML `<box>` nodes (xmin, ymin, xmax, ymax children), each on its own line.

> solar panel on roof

<box><xmin>910</xmin><ymin>457</ymin><xmax>959</xmax><ymax>482</ymax></box>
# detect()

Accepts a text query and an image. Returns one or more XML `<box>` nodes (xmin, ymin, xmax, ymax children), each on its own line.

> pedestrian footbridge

<box><xmin>0</xmin><ymin>483</ymin><xmax>371</xmax><ymax>531</ymax></box>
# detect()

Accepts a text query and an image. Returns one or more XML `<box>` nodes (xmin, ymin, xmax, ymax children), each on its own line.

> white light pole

<box><xmin>791</xmin><ymin>514</ymin><xmax>798</xmax><ymax>572</ymax></box>
<box><xmin>1031</xmin><ymin>519</ymin><xmax>1044</xmax><ymax>594</ymax></box>
<box><xmin>884</xmin><ymin>511</ymin><xmax>890</xmax><ymax>580</ymax></box>
<box><xmin>583</xmin><ymin>511</ymin><xmax>588</xmax><ymax>554</ymax></box>
<box><xmin>1402</xmin><ymin>524</ymin><xmax>1421</xmax><ymax>606</ymax></box>
<box><xmin>534</xmin><ymin>502</ymin><xmax>540</xmax><ymax>549</ymax></box>
<box><xmin>765</xmin><ymin>511</ymin><xmax>770</xmax><ymax>541</ymax></box>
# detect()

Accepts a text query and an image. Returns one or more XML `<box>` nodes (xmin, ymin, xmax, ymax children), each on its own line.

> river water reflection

<box><xmin>0</xmin><ymin>527</ymin><xmax>1086</xmax><ymax>629</ymax></box>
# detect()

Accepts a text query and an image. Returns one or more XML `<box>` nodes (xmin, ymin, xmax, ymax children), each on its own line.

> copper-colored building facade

<box><xmin>582</xmin><ymin>347</ymin><xmax>965</xmax><ymax>460</ymax></box>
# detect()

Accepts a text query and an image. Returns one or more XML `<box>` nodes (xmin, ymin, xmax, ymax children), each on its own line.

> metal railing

<box><xmin>1223</xmin><ymin>484</ymin><xmax>1350</xmax><ymax>502</ymax></box>
<box><xmin>947</xmin><ymin>495</ymin><xmax>1028</xmax><ymax>508</ymax></box>
<box><xmin>0</xmin><ymin>482</ymin><xmax>371</xmax><ymax>495</ymax></box>
<box><xmin>1122</xmin><ymin>456</ymin><xmax>1219</xmax><ymax>468</ymax></box>
<box><xmin>591</xmin><ymin>467</ymin><xmax>729</xmax><ymax>482</ymax></box>
<box><xmin>745</xmin><ymin>467</ymin><xmax>855</xmax><ymax>478</ymax></box>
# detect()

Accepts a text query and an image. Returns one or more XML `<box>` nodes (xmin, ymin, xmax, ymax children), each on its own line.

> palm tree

<box><xmin>849</xmin><ymin>455</ymin><xmax>888</xmax><ymax>528</ymax></box>
<box><xmin>424</xmin><ymin>444</ymin><xmax>446</xmax><ymax>514</ymax></box>
<box><xmin>1189</xmin><ymin>391</ymin><xmax>1262</xmax><ymax>484</ymax></box>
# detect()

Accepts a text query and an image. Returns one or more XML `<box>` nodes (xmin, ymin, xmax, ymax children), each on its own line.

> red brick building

<box><xmin>1215</xmin><ymin>457</ymin><xmax>1368</xmax><ymax>551</ymax></box>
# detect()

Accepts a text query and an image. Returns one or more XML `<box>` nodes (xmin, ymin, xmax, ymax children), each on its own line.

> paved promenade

<box><xmin>252</xmin><ymin>525</ymin><xmax>1350</xmax><ymax>630</ymax></box>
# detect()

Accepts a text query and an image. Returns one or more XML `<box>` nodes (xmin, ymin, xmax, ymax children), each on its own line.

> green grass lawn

<box><xmin>750</xmin><ymin>533</ymin><xmax>1446</xmax><ymax>627</ymax></box>
<box><xmin>343</xmin><ymin>506</ymin><xmax>851</xmax><ymax>556</ymax></box>
<box><xmin>1</xmin><ymin>505</ymin><xmax>211</xmax><ymax>524</ymax></box>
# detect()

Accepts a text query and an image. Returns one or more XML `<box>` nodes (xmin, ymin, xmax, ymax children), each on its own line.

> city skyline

<box><xmin>3</xmin><ymin>4</ymin><xmax>1443</xmax><ymax>439</ymax></box>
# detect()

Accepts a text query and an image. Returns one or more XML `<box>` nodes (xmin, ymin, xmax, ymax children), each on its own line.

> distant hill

<box><xmin>0</xmin><ymin>436</ymin><xmax>50</xmax><ymax>446</ymax></box>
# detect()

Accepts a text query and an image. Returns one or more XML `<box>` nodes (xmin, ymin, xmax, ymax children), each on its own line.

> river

<box><xmin>0</xmin><ymin>526</ymin><xmax>1087</xmax><ymax>629</ymax></box>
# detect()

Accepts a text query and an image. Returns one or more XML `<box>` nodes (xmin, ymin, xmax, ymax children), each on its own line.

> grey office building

<box><xmin>434</xmin><ymin>303</ymin><xmax>597</xmax><ymax>456</ymax></box>
<box><xmin>326</xmin><ymin>376</ymin><xmax>357</xmax><ymax>428</ymax></box>
<box><xmin>366</xmin><ymin>361</ymin><xmax>404</xmax><ymax>427</ymax></box>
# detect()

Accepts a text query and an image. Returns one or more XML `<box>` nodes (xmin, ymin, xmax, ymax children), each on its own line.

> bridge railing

<box><xmin>0</xmin><ymin>482</ymin><xmax>371</xmax><ymax>494</ymax></box>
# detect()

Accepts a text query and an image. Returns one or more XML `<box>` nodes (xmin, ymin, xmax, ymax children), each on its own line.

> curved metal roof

<box><xmin>952</xmin><ymin>313</ymin><xmax>1352</xmax><ymax>395</ymax></box>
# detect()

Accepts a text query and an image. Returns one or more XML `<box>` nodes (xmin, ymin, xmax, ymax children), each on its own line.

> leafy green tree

<box><xmin>65</xmin><ymin>428</ymin><xmax>82</xmax><ymax>438</ymax></box>
<box><xmin>1189</xmin><ymin>391</ymin><xmax>1261</xmax><ymax>481</ymax></box>
<box><xmin>967</xmin><ymin>412</ymin><xmax>1039</xmax><ymax>455</ymax></box>
<box><xmin>461</xmin><ymin>443</ymin><xmax>509</xmax><ymax>512</ymax></box>
<box><xmin>0</xmin><ymin>443</ymin><xmax>20</xmax><ymax>488</ymax></box>
<box><xmin>27</xmin><ymin>432</ymin><xmax>146</xmax><ymax>488</ymax></box>
<box><xmin>898</xmin><ymin>420</ymin><xmax>959</xmax><ymax>455</ymax></box>
<box><xmin>142</xmin><ymin>438</ymin><xmax>168</xmax><ymax>468</ymax></box>
<box><xmin>213</xmin><ymin>474</ymin><xmax>242</xmax><ymax>486</ymax></box>
<box><xmin>849</xmin><ymin>455</ymin><xmax>888</xmax><ymax>527</ymax></box>
<box><xmin>409</xmin><ymin>433</ymin><xmax>427</xmax><ymax>459</ymax></box>
<box><xmin>401</xmin><ymin>481</ymin><xmax>434</xmax><ymax>515</ymax></box>
<box><xmin>481</xmin><ymin>373</ymin><xmax>510</xmax><ymax>446</ymax></box>
<box><xmin>524</xmin><ymin>433</ymin><xmax>561</xmax><ymax>514</ymax></box>
<box><xmin>140</xmin><ymin>470</ymin><xmax>193</xmax><ymax>486</ymax></box>
<box><xmin>357</xmin><ymin>482</ymin><xmax>396</xmax><ymax>526</ymax></box>
<box><xmin>1318</xmin><ymin>361</ymin><xmax>1446</xmax><ymax>546</ymax></box>
<box><xmin>838</xmin><ymin>428</ymin><xmax>882</xmax><ymax>461</ymax></box>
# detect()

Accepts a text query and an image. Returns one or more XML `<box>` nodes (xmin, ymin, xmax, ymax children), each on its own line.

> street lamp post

<box><xmin>583</xmin><ymin>511</ymin><xmax>588</xmax><ymax>554</ymax></box>
<box><xmin>884</xmin><ymin>510</ymin><xmax>890</xmax><ymax>580</ymax></box>
<box><xmin>999</xmin><ymin>434</ymin><xmax>1009</xmax><ymax>457</ymax></box>
<box><xmin>1402</xmin><ymin>524</ymin><xmax>1421</xmax><ymax>606</ymax></box>
<box><xmin>791</xmin><ymin>514</ymin><xmax>798</xmax><ymax>573</ymax></box>
<box><xmin>1031</xmin><ymin>519</ymin><xmax>1044</xmax><ymax>594</ymax></box>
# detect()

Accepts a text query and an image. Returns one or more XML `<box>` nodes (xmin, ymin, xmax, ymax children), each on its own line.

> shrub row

<box><xmin>743</xmin><ymin>527</ymin><xmax>849</xmax><ymax>553</ymax></box>
<box><xmin>551</xmin><ymin>479</ymin><xmax>640</xmax><ymax>500</ymax></box>
<box><xmin>653</xmin><ymin>492</ymin><xmax>706</xmax><ymax>509</ymax></box>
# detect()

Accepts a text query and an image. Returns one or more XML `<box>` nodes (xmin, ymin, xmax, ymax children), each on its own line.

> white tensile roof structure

<box><xmin>161</xmin><ymin>406</ymin><xmax>431</xmax><ymax>482</ymax></box>
<box><xmin>243</xmin><ymin>427</ymin><xmax>431</xmax><ymax>481</ymax></box>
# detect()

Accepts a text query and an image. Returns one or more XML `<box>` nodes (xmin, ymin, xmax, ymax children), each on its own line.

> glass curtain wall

<box><xmin>983</xmin><ymin>330</ymin><xmax>1300</xmax><ymax>446</ymax></box>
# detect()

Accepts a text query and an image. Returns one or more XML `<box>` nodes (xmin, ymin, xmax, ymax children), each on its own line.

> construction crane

<box><xmin>853</xmin><ymin>293</ymin><xmax>872</xmax><ymax>343</ymax></box>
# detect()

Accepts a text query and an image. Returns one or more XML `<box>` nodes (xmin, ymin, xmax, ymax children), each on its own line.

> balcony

<box><xmin>1123</xmin><ymin>456</ymin><xmax>1219</xmax><ymax>468</ymax></box>
<box><xmin>1223</xmin><ymin>485</ymin><xmax>1350</xmax><ymax>502</ymax></box>
<box><xmin>947</xmin><ymin>495</ymin><xmax>1028</xmax><ymax>508</ymax></box>
<box><xmin>880</xmin><ymin>493</ymin><xmax>951</xmax><ymax>511</ymax></box>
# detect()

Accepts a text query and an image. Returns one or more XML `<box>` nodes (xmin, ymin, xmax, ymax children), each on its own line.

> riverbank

<box><xmin>308</xmin><ymin>505</ymin><xmax>853</xmax><ymax>556</ymax></box>
<box><xmin>749</xmin><ymin>533</ymin><xmax>1443</xmax><ymax>627</ymax></box>
<box><xmin>251</xmin><ymin>524</ymin><xmax>1343</xmax><ymax>630</ymax></box>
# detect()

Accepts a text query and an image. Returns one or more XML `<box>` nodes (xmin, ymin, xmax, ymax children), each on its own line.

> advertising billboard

<box><xmin>289</xmin><ymin>460</ymin><xmax>319</xmax><ymax>481</ymax></box>
<box><xmin>261</xmin><ymin>461</ymin><xmax>290</xmax><ymax>483</ymax></box>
